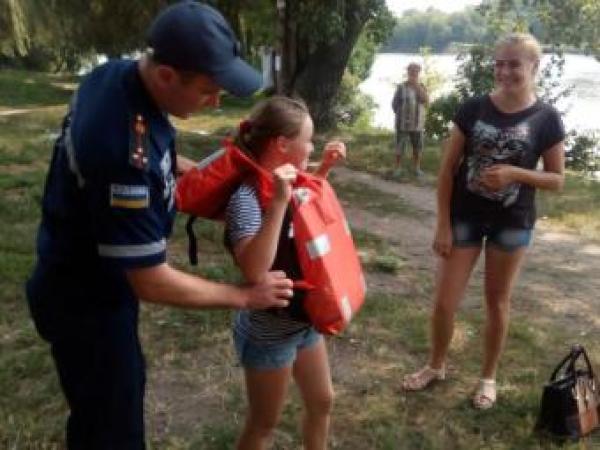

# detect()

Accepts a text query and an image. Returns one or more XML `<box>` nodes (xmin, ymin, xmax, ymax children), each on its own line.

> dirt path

<box><xmin>333</xmin><ymin>166</ymin><xmax>600</xmax><ymax>333</ymax></box>
<box><xmin>145</xmin><ymin>165</ymin><xmax>598</xmax><ymax>446</ymax></box>
<box><xmin>0</xmin><ymin>105</ymin><xmax>65</xmax><ymax>116</ymax></box>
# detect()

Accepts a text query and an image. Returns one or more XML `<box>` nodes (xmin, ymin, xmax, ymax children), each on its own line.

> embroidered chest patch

<box><xmin>110</xmin><ymin>184</ymin><xmax>150</xmax><ymax>209</ymax></box>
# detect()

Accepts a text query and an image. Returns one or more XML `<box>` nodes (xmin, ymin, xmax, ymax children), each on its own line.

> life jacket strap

<box><xmin>185</xmin><ymin>215</ymin><xmax>198</xmax><ymax>266</ymax></box>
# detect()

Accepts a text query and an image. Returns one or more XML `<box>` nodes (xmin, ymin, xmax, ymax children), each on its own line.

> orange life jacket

<box><xmin>175</xmin><ymin>138</ymin><xmax>273</xmax><ymax>219</ymax></box>
<box><xmin>175</xmin><ymin>139</ymin><xmax>365</xmax><ymax>335</ymax></box>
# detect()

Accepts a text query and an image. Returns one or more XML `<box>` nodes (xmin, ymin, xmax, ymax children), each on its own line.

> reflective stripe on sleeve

<box><xmin>98</xmin><ymin>239</ymin><xmax>166</xmax><ymax>258</ymax></box>
<box><xmin>64</xmin><ymin>91</ymin><xmax>85</xmax><ymax>188</ymax></box>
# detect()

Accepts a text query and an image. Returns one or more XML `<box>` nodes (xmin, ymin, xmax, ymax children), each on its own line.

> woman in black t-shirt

<box><xmin>402</xmin><ymin>33</ymin><xmax>565</xmax><ymax>409</ymax></box>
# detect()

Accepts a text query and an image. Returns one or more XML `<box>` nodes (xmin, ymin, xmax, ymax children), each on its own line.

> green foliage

<box><xmin>425</xmin><ymin>93</ymin><xmax>461</xmax><ymax>141</ymax></box>
<box><xmin>419</xmin><ymin>47</ymin><xmax>456</xmax><ymax>140</ymax></box>
<box><xmin>295</xmin><ymin>1</ymin><xmax>347</xmax><ymax>50</ymax></box>
<box><xmin>478</xmin><ymin>0</ymin><xmax>540</xmax><ymax>36</ymax></box>
<box><xmin>424</xmin><ymin>43</ymin><xmax>495</xmax><ymax>139</ymax></box>
<box><xmin>537</xmin><ymin>51</ymin><xmax>572</xmax><ymax>106</ymax></box>
<box><xmin>564</xmin><ymin>131</ymin><xmax>600</xmax><ymax>175</ymax></box>
<box><xmin>209</xmin><ymin>0</ymin><xmax>276</xmax><ymax>68</ymax></box>
<box><xmin>347</xmin><ymin>1</ymin><xmax>395</xmax><ymax>81</ymax></box>
<box><xmin>420</xmin><ymin>47</ymin><xmax>445</xmax><ymax>94</ymax></box>
<box><xmin>2</xmin><ymin>0</ymin><xmax>276</xmax><ymax>71</ymax></box>
<box><xmin>292</xmin><ymin>0</ymin><xmax>392</xmax><ymax>53</ymax></box>
<box><xmin>332</xmin><ymin>2</ymin><xmax>393</xmax><ymax>128</ymax></box>
<box><xmin>383</xmin><ymin>1</ymin><xmax>594</xmax><ymax>55</ymax></box>
<box><xmin>533</xmin><ymin>0</ymin><xmax>600</xmax><ymax>56</ymax></box>
<box><xmin>454</xmin><ymin>45</ymin><xmax>496</xmax><ymax>98</ymax></box>
<box><xmin>331</xmin><ymin>71</ymin><xmax>375</xmax><ymax>128</ymax></box>
<box><xmin>1</xmin><ymin>0</ymin><xmax>167</xmax><ymax>71</ymax></box>
<box><xmin>1</xmin><ymin>1</ymin><xmax>393</xmax><ymax>131</ymax></box>
<box><xmin>382</xmin><ymin>7</ymin><xmax>487</xmax><ymax>53</ymax></box>
<box><xmin>348</xmin><ymin>30</ymin><xmax>380</xmax><ymax>81</ymax></box>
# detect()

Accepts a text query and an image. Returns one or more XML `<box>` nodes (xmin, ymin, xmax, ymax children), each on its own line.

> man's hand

<box><xmin>242</xmin><ymin>270</ymin><xmax>293</xmax><ymax>309</ymax></box>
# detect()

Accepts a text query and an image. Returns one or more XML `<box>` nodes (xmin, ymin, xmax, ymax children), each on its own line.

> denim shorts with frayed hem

<box><xmin>234</xmin><ymin>326</ymin><xmax>322</xmax><ymax>370</ymax></box>
<box><xmin>452</xmin><ymin>219</ymin><xmax>533</xmax><ymax>252</ymax></box>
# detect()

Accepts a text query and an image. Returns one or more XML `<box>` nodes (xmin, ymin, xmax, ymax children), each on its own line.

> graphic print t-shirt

<box><xmin>451</xmin><ymin>95</ymin><xmax>564</xmax><ymax>229</ymax></box>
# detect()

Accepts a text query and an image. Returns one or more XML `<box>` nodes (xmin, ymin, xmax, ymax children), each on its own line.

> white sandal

<box><xmin>402</xmin><ymin>365</ymin><xmax>446</xmax><ymax>391</ymax></box>
<box><xmin>472</xmin><ymin>378</ymin><xmax>497</xmax><ymax>410</ymax></box>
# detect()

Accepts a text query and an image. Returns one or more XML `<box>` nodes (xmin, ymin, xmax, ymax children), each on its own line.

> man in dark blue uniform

<box><xmin>25</xmin><ymin>2</ymin><xmax>292</xmax><ymax>448</ymax></box>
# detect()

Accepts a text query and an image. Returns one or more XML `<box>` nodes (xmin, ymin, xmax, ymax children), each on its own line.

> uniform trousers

<box><xmin>27</xmin><ymin>262</ymin><xmax>146</xmax><ymax>450</ymax></box>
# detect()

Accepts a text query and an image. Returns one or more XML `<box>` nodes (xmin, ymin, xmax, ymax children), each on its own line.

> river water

<box><xmin>360</xmin><ymin>53</ymin><xmax>600</xmax><ymax>134</ymax></box>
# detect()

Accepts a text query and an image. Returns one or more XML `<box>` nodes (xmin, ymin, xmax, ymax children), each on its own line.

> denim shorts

<box><xmin>452</xmin><ymin>218</ymin><xmax>533</xmax><ymax>251</ymax></box>
<box><xmin>233</xmin><ymin>326</ymin><xmax>322</xmax><ymax>370</ymax></box>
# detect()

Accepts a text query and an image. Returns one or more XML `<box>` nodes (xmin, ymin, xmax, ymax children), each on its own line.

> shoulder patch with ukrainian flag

<box><xmin>110</xmin><ymin>184</ymin><xmax>149</xmax><ymax>209</ymax></box>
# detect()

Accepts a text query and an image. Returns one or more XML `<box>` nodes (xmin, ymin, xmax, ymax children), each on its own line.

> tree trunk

<box><xmin>281</xmin><ymin>1</ymin><xmax>368</xmax><ymax>130</ymax></box>
<box><xmin>7</xmin><ymin>0</ymin><xmax>31</xmax><ymax>56</ymax></box>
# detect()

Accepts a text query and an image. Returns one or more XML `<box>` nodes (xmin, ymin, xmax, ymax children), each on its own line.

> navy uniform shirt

<box><xmin>33</xmin><ymin>60</ymin><xmax>176</xmax><ymax>308</ymax></box>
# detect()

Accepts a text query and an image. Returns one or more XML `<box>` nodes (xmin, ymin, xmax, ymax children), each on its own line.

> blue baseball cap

<box><xmin>146</xmin><ymin>1</ymin><xmax>262</xmax><ymax>97</ymax></box>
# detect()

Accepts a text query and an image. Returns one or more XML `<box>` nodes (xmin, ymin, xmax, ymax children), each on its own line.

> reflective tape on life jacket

<box><xmin>290</xmin><ymin>172</ymin><xmax>366</xmax><ymax>334</ymax></box>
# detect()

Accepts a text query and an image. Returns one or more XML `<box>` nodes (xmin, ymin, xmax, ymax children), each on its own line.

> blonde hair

<box><xmin>237</xmin><ymin>96</ymin><xmax>309</xmax><ymax>158</ymax></box>
<box><xmin>494</xmin><ymin>32</ymin><xmax>542</xmax><ymax>64</ymax></box>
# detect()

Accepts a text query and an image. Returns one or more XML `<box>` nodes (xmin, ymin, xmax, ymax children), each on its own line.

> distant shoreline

<box><xmin>363</xmin><ymin>53</ymin><xmax>600</xmax><ymax>135</ymax></box>
<box><xmin>381</xmin><ymin>44</ymin><xmax>592</xmax><ymax>56</ymax></box>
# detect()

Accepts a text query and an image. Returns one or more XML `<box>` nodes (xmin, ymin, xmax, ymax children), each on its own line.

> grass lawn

<box><xmin>1</xmin><ymin>70</ymin><xmax>598</xmax><ymax>449</ymax></box>
<box><xmin>0</xmin><ymin>69</ymin><xmax>77</xmax><ymax>110</ymax></box>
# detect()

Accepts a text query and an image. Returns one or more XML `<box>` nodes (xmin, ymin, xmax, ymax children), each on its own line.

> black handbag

<box><xmin>536</xmin><ymin>345</ymin><xmax>600</xmax><ymax>440</ymax></box>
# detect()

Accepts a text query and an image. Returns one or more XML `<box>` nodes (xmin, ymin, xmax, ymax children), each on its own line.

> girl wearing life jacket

<box><xmin>402</xmin><ymin>33</ymin><xmax>565</xmax><ymax>409</ymax></box>
<box><xmin>226</xmin><ymin>96</ymin><xmax>345</xmax><ymax>450</ymax></box>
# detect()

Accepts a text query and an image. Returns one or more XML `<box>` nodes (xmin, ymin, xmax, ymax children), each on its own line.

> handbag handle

<box><xmin>549</xmin><ymin>345</ymin><xmax>595</xmax><ymax>382</ymax></box>
<box><xmin>565</xmin><ymin>345</ymin><xmax>595</xmax><ymax>377</ymax></box>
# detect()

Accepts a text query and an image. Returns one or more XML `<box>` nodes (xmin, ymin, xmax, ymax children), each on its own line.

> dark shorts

<box><xmin>452</xmin><ymin>218</ymin><xmax>533</xmax><ymax>251</ymax></box>
<box><xmin>395</xmin><ymin>130</ymin><xmax>424</xmax><ymax>155</ymax></box>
